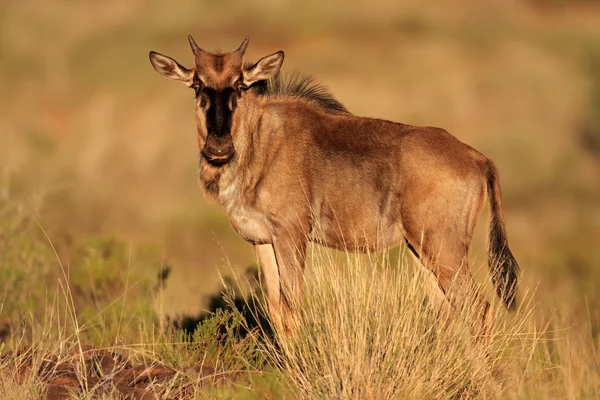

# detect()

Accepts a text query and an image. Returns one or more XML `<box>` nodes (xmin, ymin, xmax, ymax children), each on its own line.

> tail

<box><xmin>485</xmin><ymin>159</ymin><xmax>519</xmax><ymax>310</ymax></box>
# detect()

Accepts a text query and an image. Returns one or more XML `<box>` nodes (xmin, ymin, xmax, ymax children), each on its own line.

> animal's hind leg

<box><xmin>405</xmin><ymin>241</ymin><xmax>452</xmax><ymax>319</ymax></box>
<box><xmin>402</xmin><ymin>176</ymin><xmax>491</xmax><ymax>335</ymax></box>
<box><xmin>409</xmin><ymin>234</ymin><xmax>492</xmax><ymax>335</ymax></box>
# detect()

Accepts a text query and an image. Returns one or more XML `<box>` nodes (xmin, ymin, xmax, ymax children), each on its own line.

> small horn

<box><xmin>188</xmin><ymin>35</ymin><xmax>203</xmax><ymax>55</ymax></box>
<box><xmin>237</xmin><ymin>36</ymin><xmax>250</xmax><ymax>55</ymax></box>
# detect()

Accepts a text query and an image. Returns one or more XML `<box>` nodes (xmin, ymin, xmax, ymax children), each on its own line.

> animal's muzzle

<box><xmin>203</xmin><ymin>134</ymin><xmax>235</xmax><ymax>163</ymax></box>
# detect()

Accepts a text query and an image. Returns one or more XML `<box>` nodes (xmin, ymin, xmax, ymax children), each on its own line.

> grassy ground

<box><xmin>1</xmin><ymin>0</ymin><xmax>600</xmax><ymax>398</ymax></box>
<box><xmin>0</xmin><ymin>229</ymin><xmax>598</xmax><ymax>398</ymax></box>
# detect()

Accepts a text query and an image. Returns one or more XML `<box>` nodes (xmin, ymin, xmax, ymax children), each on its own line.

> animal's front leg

<box><xmin>255</xmin><ymin>244</ymin><xmax>284</xmax><ymax>333</ymax></box>
<box><xmin>271</xmin><ymin>231</ymin><xmax>307</xmax><ymax>336</ymax></box>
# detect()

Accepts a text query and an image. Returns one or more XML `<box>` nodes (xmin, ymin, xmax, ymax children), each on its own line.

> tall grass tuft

<box><xmin>246</xmin><ymin>247</ymin><xmax>538</xmax><ymax>399</ymax></box>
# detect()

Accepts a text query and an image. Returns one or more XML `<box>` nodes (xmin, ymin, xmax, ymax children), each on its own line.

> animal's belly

<box><xmin>309</xmin><ymin>216</ymin><xmax>404</xmax><ymax>252</ymax></box>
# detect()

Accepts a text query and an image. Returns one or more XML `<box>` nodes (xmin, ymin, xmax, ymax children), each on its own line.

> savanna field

<box><xmin>1</xmin><ymin>0</ymin><xmax>600</xmax><ymax>398</ymax></box>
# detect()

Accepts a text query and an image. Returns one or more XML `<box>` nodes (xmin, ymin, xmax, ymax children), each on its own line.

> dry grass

<box><xmin>231</xmin><ymin>247</ymin><xmax>598</xmax><ymax>399</ymax></box>
<box><xmin>0</xmin><ymin>230</ymin><xmax>599</xmax><ymax>398</ymax></box>
<box><xmin>0</xmin><ymin>261</ymin><xmax>273</xmax><ymax>399</ymax></box>
<box><xmin>1</xmin><ymin>0</ymin><xmax>599</xmax><ymax>317</ymax></box>
<box><xmin>246</xmin><ymin>250</ymin><xmax>518</xmax><ymax>398</ymax></box>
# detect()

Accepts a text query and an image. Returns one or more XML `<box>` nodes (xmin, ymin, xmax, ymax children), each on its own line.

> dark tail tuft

<box><xmin>485</xmin><ymin>160</ymin><xmax>520</xmax><ymax>310</ymax></box>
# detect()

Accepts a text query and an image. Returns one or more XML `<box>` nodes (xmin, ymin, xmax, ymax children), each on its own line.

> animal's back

<box><xmin>275</xmin><ymin>106</ymin><xmax>489</xmax><ymax>250</ymax></box>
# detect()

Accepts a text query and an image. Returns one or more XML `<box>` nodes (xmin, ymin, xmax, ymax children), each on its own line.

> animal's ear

<box><xmin>149</xmin><ymin>51</ymin><xmax>194</xmax><ymax>86</ymax></box>
<box><xmin>243</xmin><ymin>51</ymin><xmax>284</xmax><ymax>86</ymax></box>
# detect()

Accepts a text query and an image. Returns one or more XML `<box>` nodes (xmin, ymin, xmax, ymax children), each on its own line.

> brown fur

<box><xmin>149</xmin><ymin>38</ymin><xmax>520</xmax><ymax>333</ymax></box>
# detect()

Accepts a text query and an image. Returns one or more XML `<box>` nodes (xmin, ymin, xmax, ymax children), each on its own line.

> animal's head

<box><xmin>149</xmin><ymin>36</ymin><xmax>284</xmax><ymax>165</ymax></box>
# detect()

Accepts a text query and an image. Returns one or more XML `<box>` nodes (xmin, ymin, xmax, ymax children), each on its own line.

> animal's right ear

<box><xmin>149</xmin><ymin>51</ymin><xmax>194</xmax><ymax>86</ymax></box>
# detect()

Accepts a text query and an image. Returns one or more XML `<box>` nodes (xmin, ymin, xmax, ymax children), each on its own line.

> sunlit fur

<box><xmin>149</xmin><ymin>38</ymin><xmax>520</xmax><ymax>335</ymax></box>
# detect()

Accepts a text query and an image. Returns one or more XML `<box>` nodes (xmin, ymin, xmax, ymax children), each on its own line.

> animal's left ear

<box><xmin>243</xmin><ymin>51</ymin><xmax>284</xmax><ymax>86</ymax></box>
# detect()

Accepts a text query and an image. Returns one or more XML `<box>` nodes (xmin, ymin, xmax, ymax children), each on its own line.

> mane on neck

<box><xmin>249</xmin><ymin>70</ymin><xmax>350</xmax><ymax>115</ymax></box>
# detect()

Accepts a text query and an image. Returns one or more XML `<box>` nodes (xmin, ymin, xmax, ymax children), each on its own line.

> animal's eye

<box><xmin>233</xmin><ymin>79</ymin><xmax>248</xmax><ymax>94</ymax></box>
<box><xmin>190</xmin><ymin>76</ymin><xmax>204</xmax><ymax>96</ymax></box>
<box><xmin>229</xmin><ymin>94</ymin><xmax>237</xmax><ymax>110</ymax></box>
<box><xmin>199</xmin><ymin>94</ymin><xmax>208</xmax><ymax>109</ymax></box>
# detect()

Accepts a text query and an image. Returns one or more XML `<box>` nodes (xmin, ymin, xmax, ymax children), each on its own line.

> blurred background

<box><xmin>1</xmin><ymin>0</ymin><xmax>599</xmax><ymax>337</ymax></box>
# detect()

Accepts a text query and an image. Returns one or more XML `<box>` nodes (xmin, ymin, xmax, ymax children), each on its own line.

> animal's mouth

<box><xmin>202</xmin><ymin>147</ymin><xmax>235</xmax><ymax>165</ymax></box>
<box><xmin>203</xmin><ymin>134</ymin><xmax>235</xmax><ymax>165</ymax></box>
